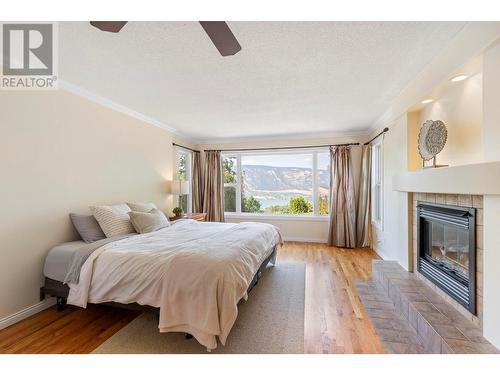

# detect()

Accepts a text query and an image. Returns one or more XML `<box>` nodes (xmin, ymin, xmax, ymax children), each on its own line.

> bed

<box><xmin>40</xmin><ymin>219</ymin><xmax>281</xmax><ymax>350</ymax></box>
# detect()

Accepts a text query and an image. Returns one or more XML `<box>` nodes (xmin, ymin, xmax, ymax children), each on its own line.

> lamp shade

<box><xmin>171</xmin><ymin>180</ymin><xmax>190</xmax><ymax>195</ymax></box>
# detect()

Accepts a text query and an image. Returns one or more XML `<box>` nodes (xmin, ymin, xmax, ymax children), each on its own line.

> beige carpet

<box><xmin>92</xmin><ymin>262</ymin><xmax>305</xmax><ymax>354</ymax></box>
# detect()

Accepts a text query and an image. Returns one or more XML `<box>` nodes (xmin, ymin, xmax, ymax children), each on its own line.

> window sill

<box><xmin>224</xmin><ymin>213</ymin><xmax>329</xmax><ymax>222</ymax></box>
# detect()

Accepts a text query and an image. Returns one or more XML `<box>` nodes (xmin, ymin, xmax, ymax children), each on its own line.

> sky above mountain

<box><xmin>241</xmin><ymin>152</ymin><xmax>329</xmax><ymax>169</ymax></box>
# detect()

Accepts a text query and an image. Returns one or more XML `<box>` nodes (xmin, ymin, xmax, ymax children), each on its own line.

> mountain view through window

<box><xmin>223</xmin><ymin>151</ymin><xmax>330</xmax><ymax>215</ymax></box>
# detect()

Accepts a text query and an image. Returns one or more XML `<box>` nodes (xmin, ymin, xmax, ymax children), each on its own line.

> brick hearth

<box><xmin>356</xmin><ymin>260</ymin><xmax>498</xmax><ymax>354</ymax></box>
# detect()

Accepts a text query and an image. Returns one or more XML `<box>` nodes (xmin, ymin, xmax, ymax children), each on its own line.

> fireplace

<box><xmin>417</xmin><ymin>201</ymin><xmax>476</xmax><ymax>314</ymax></box>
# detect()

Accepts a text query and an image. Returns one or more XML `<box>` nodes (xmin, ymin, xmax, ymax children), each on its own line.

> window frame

<box><xmin>222</xmin><ymin>148</ymin><xmax>330</xmax><ymax>219</ymax></box>
<box><xmin>174</xmin><ymin>147</ymin><xmax>193</xmax><ymax>214</ymax></box>
<box><xmin>371</xmin><ymin>138</ymin><xmax>383</xmax><ymax>229</ymax></box>
<box><xmin>222</xmin><ymin>153</ymin><xmax>241</xmax><ymax>213</ymax></box>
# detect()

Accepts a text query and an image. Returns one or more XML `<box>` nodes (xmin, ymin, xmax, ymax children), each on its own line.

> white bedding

<box><xmin>68</xmin><ymin>219</ymin><xmax>281</xmax><ymax>350</ymax></box>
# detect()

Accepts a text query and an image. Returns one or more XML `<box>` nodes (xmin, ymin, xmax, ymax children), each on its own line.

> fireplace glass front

<box><xmin>430</xmin><ymin>221</ymin><xmax>469</xmax><ymax>281</ymax></box>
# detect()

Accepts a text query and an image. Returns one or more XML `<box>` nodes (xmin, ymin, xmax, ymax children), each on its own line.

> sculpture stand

<box><xmin>422</xmin><ymin>156</ymin><xmax>448</xmax><ymax>169</ymax></box>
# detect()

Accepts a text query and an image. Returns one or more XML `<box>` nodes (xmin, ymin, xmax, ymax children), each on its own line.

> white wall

<box><xmin>481</xmin><ymin>40</ymin><xmax>500</xmax><ymax>348</ymax></box>
<box><xmin>0</xmin><ymin>89</ymin><xmax>176</xmax><ymax>324</ymax></box>
<box><xmin>371</xmin><ymin>115</ymin><xmax>410</xmax><ymax>268</ymax></box>
<box><xmin>202</xmin><ymin>135</ymin><xmax>363</xmax><ymax>243</ymax></box>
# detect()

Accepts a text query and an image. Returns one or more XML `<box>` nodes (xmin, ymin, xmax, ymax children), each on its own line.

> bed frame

<box><xmin>40</xmin><ymin>245</ymin><xmax>277</xmax><ymax>312</ymax></box>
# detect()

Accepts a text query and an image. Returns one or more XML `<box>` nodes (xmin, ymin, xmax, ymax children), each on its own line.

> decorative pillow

<box><xmin>89</xmin><ymin>203</ymin><xmax>136</xmax><ymax>237</ymax></box>
<box><xmin>126</xmin><ymin>202</ymin><xmax>158</xmax><ymax>213</ymax></box>
<box><xmin>128</xmin><ymin>208</ymin><xmax>170</xmax><ymax>234</ymax></box>
<box><xmin>69</xmin><ymin>213</ymin><xmax>106</xmax><ymax>243</ymax></box>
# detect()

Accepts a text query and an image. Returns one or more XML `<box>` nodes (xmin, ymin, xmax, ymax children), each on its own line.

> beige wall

<box><xmin>0</xmin><ymin>89</ymin><xmax>176</xmax><ymax>321</ymax></box>
<box><xmin>201</xmin><ymin>135</ymin><xmax>364</xmax><ymax>242</ymax></box>
<box><xmin>406</xmin><ymin>111</ymin><xmax>421</xmax><ymax>171</ymax></box>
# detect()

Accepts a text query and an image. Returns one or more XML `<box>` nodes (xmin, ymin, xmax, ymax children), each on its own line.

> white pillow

<box><xmin>89</xmin><ymin>203</ymin><xmax>136</xmax><ymax>237</ymax></box>
<box><xmin>126</xmin><ymin>202</ymin><xmax>158</xmax><ymax>213</ymax></box>
<box><xmin>128</xmin><ymin>208</ymin><xmax>170</xmax><ymax>234</ymax></box>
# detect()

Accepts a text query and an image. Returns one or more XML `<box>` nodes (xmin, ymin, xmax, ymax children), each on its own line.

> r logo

<box><xmin>2</xmin><ymin>23</ymin><xmax>53</xmax><ymax>76</ymax></box>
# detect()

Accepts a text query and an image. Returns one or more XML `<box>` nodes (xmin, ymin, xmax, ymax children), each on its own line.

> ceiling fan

<box><xmin>89</xmin><ymin>21</ymin><xmax>241</xmax><ymax>56</ymax></box>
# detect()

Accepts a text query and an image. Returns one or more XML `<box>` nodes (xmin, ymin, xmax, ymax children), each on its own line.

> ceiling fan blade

<box><xmin>199</xmin><ymin>21</ymin><xmax>241</xmax><ymax>56</ymax></box>
<box><xmin>90</xmin><ymin>21</ymin><xmax>128</xmax><ymax>33</ymax></box>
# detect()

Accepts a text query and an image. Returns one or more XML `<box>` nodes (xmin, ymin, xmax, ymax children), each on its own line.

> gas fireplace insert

<box><xmin>417</xmin><ymin>201</ymin><xmax>476</xmax><ymax>314</ymax></box>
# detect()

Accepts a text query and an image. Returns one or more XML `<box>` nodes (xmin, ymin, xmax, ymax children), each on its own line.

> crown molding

<box><xmin>59</xmin><ymin>79</ymin><xmax>179</xmax><ymax>134</ymax></box>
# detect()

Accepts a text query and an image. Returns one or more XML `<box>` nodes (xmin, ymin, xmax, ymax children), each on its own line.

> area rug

<box><xmin>92</xmin><ymin>262</ymin><xmax>305</xmax><ymax>354</ymax></box>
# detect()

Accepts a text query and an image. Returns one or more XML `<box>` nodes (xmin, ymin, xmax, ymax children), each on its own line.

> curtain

<box><xmin>356</xmin><ymin>145</ymin><xmax>372</xmax><ymax>247</ymax></box>
<box><xmin>192</xmin><ymin>152</ymin><xmax>203</xmax><ymax>213</ymax></box>
<box><xmin>202</xmin><ymin>150</ymin><xmax>225</xmax><ymax>222</ymax></box>
<box><xmin>328</xmin><ymin>146</ymin><xmax>357</xmax><ymax>248</ymax></box>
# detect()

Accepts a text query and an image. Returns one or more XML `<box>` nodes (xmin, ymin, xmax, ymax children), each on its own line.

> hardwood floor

<box><xmin>278</xmin><ymin>242</ymin><xmax>384</xmax><ymax>354</ymax></box>
<box><xmin>0</xmin><ymin>242</ymin><xmax>384</xmax><ymax>354</ymax></box>
<box><xmin>0</xmin><ymin>304</ymin><xmax>140</xmax><ymax>354</ymax></box>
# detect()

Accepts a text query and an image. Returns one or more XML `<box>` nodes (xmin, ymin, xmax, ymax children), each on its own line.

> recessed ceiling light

<box><xmin>421</xmin><ymin>99</ymin><xmax>433</xmax><ymax>104</ymax></box>
<box><xmin>451</xmin><ymin>75</ymin><xmax>468</xmax><ymax>82</ymax></box>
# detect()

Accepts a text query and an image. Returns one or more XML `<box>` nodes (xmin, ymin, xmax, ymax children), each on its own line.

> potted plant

<box><xmin>172</xmin><ymin>206</ymin><xmax>183</xmax><ymax>217</ymax></box>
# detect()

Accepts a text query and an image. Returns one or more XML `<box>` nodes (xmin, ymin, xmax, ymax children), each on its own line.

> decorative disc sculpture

<box><xmin>418</xmin><ymin>120</ymin><xmax>448</xmax><ymax>168</ymax></box>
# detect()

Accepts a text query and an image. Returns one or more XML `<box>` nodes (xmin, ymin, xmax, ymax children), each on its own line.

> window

<box><xmin>222</xmin><ymin>150</ymin><xmax>330</xmax><ymax>216</ymax></box>
<box><xmin>371</xmin><ymin>139</ymin><xmax>383</xmax><ymax>226</ymax></box>
<box><xmin>175</xmin><ymin>148</ymin><xmax>192</xmax><ymax>213</ymax></box>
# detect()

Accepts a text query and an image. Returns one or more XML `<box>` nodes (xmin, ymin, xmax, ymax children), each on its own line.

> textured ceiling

<box><xmin>59</xmin><ymin>22</ymin><xmax>465</xmax><ymax>142</ymax></box>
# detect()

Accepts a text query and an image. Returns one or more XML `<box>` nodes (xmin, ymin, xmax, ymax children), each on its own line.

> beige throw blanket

<box><xmin>68</xmin><ymin>220</ymin><xmax>281</xmax><ymax>350</ymax></box>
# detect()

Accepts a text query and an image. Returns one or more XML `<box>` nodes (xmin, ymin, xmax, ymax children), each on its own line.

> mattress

<box><xmin>43</xmin><ymin>240</ymin><xmax>86</xmax><ymax>282</ymax></box>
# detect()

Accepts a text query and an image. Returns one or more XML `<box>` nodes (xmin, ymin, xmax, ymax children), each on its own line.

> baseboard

<box><xmin>0</xmin><ymin>298</ymin><xmax>56</xmax><ymax>331</ymax></box>
<box><xmin>373</xmin><ymin>246</ymin><xmax>389</xmax><ymax>260</ymax></box>
<box><xmin>283</xmin><ymin>236</ymin><xmax>326</xmax><ymax>243</ymax></box>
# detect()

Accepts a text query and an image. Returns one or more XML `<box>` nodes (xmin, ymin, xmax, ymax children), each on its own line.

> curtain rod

<box><xmin>364</xmin><ymin>127</ymin><xmax>389</xmax><ymax>145</ymax></box>
<box><xmin>203</xmin><ymin>142</ymin><xmax>360</xmax><ymax>152</ymax></box>
<box><xmin>172</xmin><ymin>142</ymin><xmax>200</xmax><ymax>153</ymax></box>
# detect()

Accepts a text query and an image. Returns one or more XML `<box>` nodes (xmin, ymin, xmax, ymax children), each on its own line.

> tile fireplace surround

<box><xmin>411</xmin><ymin>193</ymin><xmax>484</xmax><ymax>327</ymax></box>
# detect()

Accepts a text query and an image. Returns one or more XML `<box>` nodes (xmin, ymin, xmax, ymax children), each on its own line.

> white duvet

<box><xmin>68</xmin><ymin>219</ymin><xmax>281</xmax><ymax>350</ymax></box>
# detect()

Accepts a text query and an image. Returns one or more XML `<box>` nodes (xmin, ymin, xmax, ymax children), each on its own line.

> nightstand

<box><xmin>169</xmin><ymin>213</ymin><xmax>207</xmax><ymax>222</ymax></box>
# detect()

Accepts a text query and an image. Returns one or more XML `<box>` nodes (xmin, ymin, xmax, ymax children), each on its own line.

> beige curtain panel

<box><xmin>328</xmin><ymin>146</ymin><xmax>357</xmax><ymax>248</ymax></box>
<box><xmin>202</xmin><ymin>150</ymin><xmax>225</xmax><ymax>222</ymax></box>
<box><xmin>356</xmin><ymin>145</ymin><xmax>372</xmax><ymax>247</ymax></box>
<box><xmin>192</xmin><ymin>152</ymin><xmax>203</xmax><ymax>213</ymax></box>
